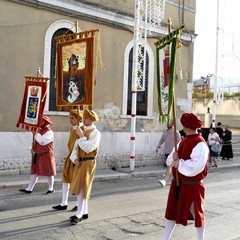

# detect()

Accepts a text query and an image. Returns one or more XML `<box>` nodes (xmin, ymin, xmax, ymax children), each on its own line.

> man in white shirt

<box><xmin>52</xmin><ymin>109</ymin><xmax>83</xmax><ymax>211</ymax></box>
<box><xmin>162</xmin><ymin>113</ymin><xmax>209</xmax><ymax>240</ymax></box>
<box><xmin>19</xmin><ymin>116</ymin><xmax>56</xmax><ymax>194</ymax></box>
<box><xmin>69</xmin><ymin>109</ymin><xmax>101</xmax><ymax>225</ymax></box>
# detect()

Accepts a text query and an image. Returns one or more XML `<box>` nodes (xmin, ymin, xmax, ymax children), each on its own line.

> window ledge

<box><xmin>120</xmin><ymin>115</ymin><xmax>155</xmax><ymax>120</ymax></box>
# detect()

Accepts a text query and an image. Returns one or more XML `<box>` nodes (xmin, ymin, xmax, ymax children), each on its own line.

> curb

<box><xmin>0</xmin><ymin>173</ymin><xmax>131</xmax><ymax>189</ymax></box>
<box><xmin>1</xmin><ymin>164</ymin><xmax>240</xmax><ymax>189</ymax></box>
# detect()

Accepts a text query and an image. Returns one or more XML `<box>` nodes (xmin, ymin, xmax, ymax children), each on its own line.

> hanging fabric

<box><xmin>155</xmin><ymin>27</ymin><xmax>183</xmax><ymax>123</ymax></box>
<box><xmin>16</xmin><ymin>75</ymin><xmax>49</xmax><ymax>132</ymax></box>
<box><xmin>55</xmin><ymin>29</ymin><xmax>104</xmax><ymax>110</ymax></box>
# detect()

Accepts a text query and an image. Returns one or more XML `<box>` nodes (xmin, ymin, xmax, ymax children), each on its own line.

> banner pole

<box><xmin>167</xmin><ymin>18</ymin><xmax>180</xmax><ymax>192</ymax></box>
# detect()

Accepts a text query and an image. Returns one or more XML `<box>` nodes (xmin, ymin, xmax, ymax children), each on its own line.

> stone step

<box><xmin>233</xmin><ymin>150</ymin><xmax>240</xmax><ymax>153</ymax></box>
<box><xmin>233</xmin><ymin>153</ymin><xmax>240</xmax><ymax>156</ymax></box>
<box><xmin>232</xmin><ymin>137</ymin><xmax>240</xmax><ymax>140</ymax></box>
<box><xmin>232</xmin><ymin>147</ymin><xmax>240</xmax><ymax>150</ymax></box>
<box><xmin>232</xmin><ymin>146</ymin><xmax>240</xmax><ymax>149</ymax></box>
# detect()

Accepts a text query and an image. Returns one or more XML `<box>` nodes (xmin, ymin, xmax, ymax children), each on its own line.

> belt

<box><xmin>79</xmin><ymin>157</ymin><xmax>95</xmax><ymax>161</ymax></box>
<box><xmin>179</xmin><ymin>180</ymin><xmax>203</xmax><ymax>185</ymax></box>
<box><xmin>34</xmin><ymin>150</ymin><xmax>51</xmax><ymax>156</ymax></box>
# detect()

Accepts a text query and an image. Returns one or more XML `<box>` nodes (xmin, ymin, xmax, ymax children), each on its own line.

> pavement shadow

<box><xmin>0</xmin><ymin>220</ymin><xmax>70</xmax><ymax>239</ymax></box>
<box><xmin>0</xmin><ymin>210</ymin><xmax>69</xmax><ymax>224</ymax></box>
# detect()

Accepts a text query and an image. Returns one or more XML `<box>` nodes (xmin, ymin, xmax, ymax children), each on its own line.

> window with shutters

<box><xmin>127</xmin><ymin>47</ymin><xmax>149</xmax><ymax>116</ymax></box>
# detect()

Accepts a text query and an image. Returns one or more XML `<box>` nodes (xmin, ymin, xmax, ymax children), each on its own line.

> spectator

<box><xmin>156</xmin><ymin>121</ymin><xmax>181</xmax><ymax>187</ymax></box>
<box><xmin>197</xmin><ymin>128</ymin><xmax>202</xmax><ymax>135</ymax></box>
<box><xmin>215</xmin><ymin>122</ymin><xmax>224</xmax><ymax>160</ymax></box>
<box><xmin>179</xmin><ymin>129</ymin><xmax>186</xmax><ymax>140</ymax></box>
<box><xmin>207</xmin><ymin>127</ymin><xmax>220</xmax><ymax>167</ymax></box>
<box><xmin>220</xmin><ymin>125</ymin><xmax>233</xmax><ymax>160</ymax></box>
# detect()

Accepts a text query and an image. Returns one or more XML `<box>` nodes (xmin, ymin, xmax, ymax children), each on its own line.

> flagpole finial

<box><xmin>37</xmin><ymin>67</ymin><xmax>41</xmax><ymax>77</ymax></box>
<box><xmin>168</xmin><ymin>18</ymin><xmax>172</xmax><ymax>34</ymax></box>
<box><xmin>75</xmin><ymin>20</ymin><xmax>78</xmax><ymax>33</ymax></box>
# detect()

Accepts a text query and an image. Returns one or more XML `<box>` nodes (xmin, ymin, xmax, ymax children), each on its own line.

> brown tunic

<box><xmin>70</xmin><ymin>128</ymin><xmax>98</xmax><ymax>199</ymax></box>
<box><xmin>62</xmin><ymin>127</ymin><xmax>79</xmax><ymax>183</ymax></box>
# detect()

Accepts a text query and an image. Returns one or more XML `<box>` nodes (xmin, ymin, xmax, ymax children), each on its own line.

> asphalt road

<box><xmin>0</xmin><ymin>168</ymin><xmax>240</xmax><ymax>240</ymax></box>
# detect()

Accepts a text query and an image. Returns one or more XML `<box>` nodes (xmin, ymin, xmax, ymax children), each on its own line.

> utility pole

<box><xmin>130</xmin><ymin>0</ymin><xmax>165</xmax><ymax>172</ymax></box>
<box><xmin>212</xmin><ymin>0</ymin><xmax>220</xmax><ymax>128</ymax></box>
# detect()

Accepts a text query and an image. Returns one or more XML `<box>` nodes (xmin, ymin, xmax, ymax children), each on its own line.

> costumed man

<box><xmin>52</xmin><ymin>109</ymin><xmax>83</xmax><ymax>211</ymax></box>
<box><xmin>69</xmin><ymin>109</ymin><xmax>101</xmax><ymax>225</ymax></box>
<box><xmin>162</xmin><ymin>113</ymin><xmax>209</xmax><ymax>240</ymax></box>
<box><xmin>19</xmin><ymin>116</ymin><xmax>56</xmax><ymax>194</ymax></box>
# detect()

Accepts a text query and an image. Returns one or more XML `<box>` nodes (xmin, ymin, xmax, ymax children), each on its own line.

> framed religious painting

<box><xmin>56</xmin><ymin>36</ymin><xmax>94</xmax><ymax>109</ymax></box>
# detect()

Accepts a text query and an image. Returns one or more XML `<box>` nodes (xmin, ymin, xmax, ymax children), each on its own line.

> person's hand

<box><xmin>33</xmin><ymin>128</ymin><xmax>40</xmax><ymax>135</ymax></box>
<box><xmin>74</xmin><ymin>159</ymin><xmax>81</xmax><ymax>167</ymax></box>
<box><xmin>173</xmin><ymin>160</ymin><xmax>179</xmax><ymax>168</ymax></box>
<box><xmin>173</xmin><ymin>152</ymin><xmax>179</xmax><ymax>161</ymax></box>
<box><xmin>32</xmin><ymin>130</ymin><xmax>37</xmax><ymax>136</ymax></box>
<box><xmin>155</xmin><ymin>147</ymin><xmax>160</xmax><ymax>154</ymax></box>
<box><xmin>76</xmin><ymin>126</ymin><xmax>84</xmax><ymax>138</ymax></box>
<box><xmin>31</xmin><ymin>149</ymin><xmax>35</xmax><ymax>155</ymax></box>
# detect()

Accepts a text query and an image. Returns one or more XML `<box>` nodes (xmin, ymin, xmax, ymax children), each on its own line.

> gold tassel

<box><xmin>177</xmin><ymin>31</ymin><xmax>183</xmax><ymax>80</ymax></box>
<box><xmin>94</xmin><ymin>31</ymin><xmax>105</xmax><ymax>86</ymax></box>
<box><xmin>41</xmin><ymin>80</ymin><xmax>49</xmax><ymax>102</ymax></box>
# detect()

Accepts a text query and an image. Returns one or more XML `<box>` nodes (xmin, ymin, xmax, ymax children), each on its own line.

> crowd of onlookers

<box><xmin>207</xmin><ymin>122</ymin><xmax>233</xmax><ymax>168</ymax></box>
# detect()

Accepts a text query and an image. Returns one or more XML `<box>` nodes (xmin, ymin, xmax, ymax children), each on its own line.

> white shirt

<box><xmin>70</xmin><ymin>125</ymin><xmax>101</xmax><ymax>163</ymax></box>
<box><xmin>35</xmin><ymin>130</ymin><xmax>54</xmax><ymax>146</ymax></box>
<box><xmin>208</xmin><ymin>132</ymin><xmax>220</xmax><ymax>145</ymax></box>
<box><xmin>166</xmin><ymin>142</ymin><xmax>209</xmax><ymax>177</ymax></box>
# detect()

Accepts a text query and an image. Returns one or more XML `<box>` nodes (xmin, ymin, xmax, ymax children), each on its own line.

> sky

<box><xmin>193</xmin><ymin>0</ymin><xmax>240</xmax><ymax>87</ymax></box>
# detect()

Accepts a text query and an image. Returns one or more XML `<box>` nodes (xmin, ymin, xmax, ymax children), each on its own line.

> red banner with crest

<box><xmin>16</xmin><ymin>76</ymin><xmax>48</xmax><ymax>132</ymax></box>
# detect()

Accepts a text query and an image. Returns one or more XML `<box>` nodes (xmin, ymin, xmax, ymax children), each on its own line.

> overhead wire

<box><xmin>178</xmin><ymin>0</ymin><xmax>193</xmax><ymax>47</ymax></box>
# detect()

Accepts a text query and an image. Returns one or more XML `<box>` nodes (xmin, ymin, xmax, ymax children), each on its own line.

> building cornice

<box><xmin>9</xmin><ymin>0</ymin><xmax>196</xmax><ymax>42</ymax></box>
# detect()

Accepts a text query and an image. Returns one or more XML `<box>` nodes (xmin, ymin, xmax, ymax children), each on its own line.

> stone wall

<box><xmin>0</xmin><ymin>131</ymin><xmax>165</xmax><ymax>174</ymax></box>
<box><xmin>192</xmin><ymin>97</ymin><xmax>240</xmax><ymax>128</ymax></box>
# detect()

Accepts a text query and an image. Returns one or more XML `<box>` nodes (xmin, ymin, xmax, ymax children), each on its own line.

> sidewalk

<box><xmin>1</xmin><ymin>156</ymin><xmax>240</xmax><ymax>189</ymax></box>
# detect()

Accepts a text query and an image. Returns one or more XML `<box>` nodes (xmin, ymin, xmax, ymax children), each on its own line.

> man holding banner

<box><xmin>19</xmin><ymin>116</ymin><xmax>56</xmax><ymax>194</ymax></box>
<box><xmin>69</xmin><ymin>109</ymin><xmax>101</xmax><ymax>225</ymax></box>
<box><xmin>162</xmin><ymin>113</ymin><xmax>209</xmax><ymax>240</ymax></box>
<box><xmin>52</xmin><ymin>109</ymin><xmax>83</xmax><ymax>211</ymax></box>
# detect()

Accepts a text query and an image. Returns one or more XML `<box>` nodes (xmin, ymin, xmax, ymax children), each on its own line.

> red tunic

<box><xmin>31</xmin><ymin>127</ymin><xmax>56</xmax><ymax>176</ymax></box>
<box><xmin>165</xmin><ymin>134</ymin><xmax>208</xmax><ymax>227</ymax></box>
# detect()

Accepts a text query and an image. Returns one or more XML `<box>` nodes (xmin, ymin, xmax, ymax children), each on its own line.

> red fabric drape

<box><xmin>16</xmin><ymin>77</ymin><xmax>48</xmax><ymax>132</ymax></box>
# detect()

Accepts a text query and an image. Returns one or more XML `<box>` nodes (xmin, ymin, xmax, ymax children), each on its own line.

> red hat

<box><xmin>180</xmin><ymin>113</ymin><xmax>203</xmax><ymax>130</ymax></box>
<box><xmin>42</xmin><ymin>116</ymin><xmax>53</xmax><ymax>125</ymax></box>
